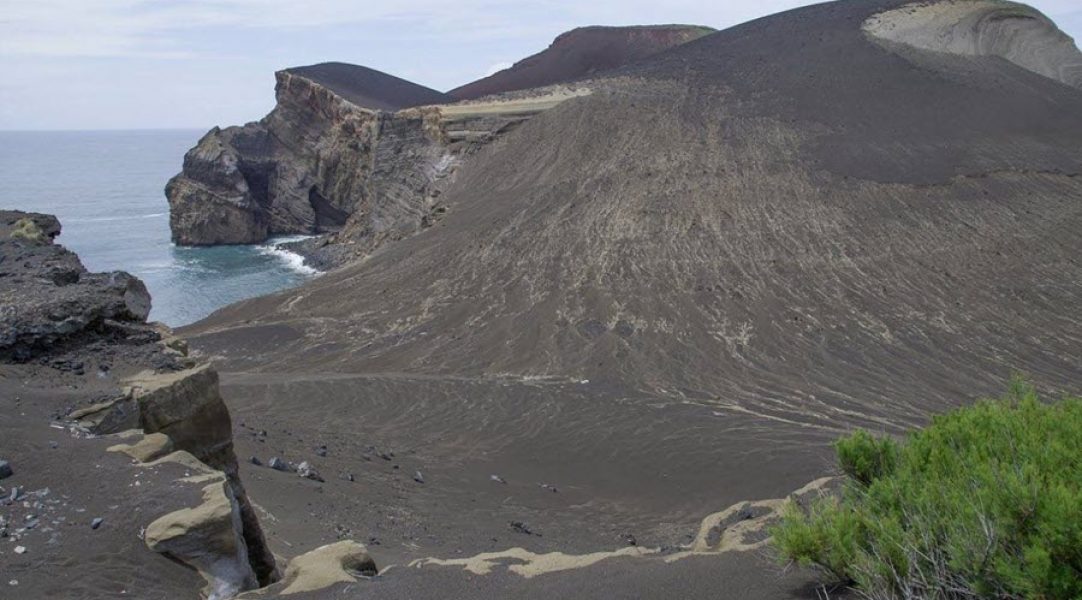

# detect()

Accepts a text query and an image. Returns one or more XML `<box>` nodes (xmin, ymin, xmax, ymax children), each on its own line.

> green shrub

<box><xmin>835</xmin><ymin>429</ymin><xmax>898</xmax><ymax>487</ymax></box>
<box><xmin>772</xmin><ymin>379</ymin><xmax>1082</xmax><ymax>600</ymax></box>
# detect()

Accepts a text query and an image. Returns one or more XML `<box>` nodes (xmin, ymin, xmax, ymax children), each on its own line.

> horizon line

<box><xmin>0</xmin><ymin>127</ymin><xmax>210</xmax><ymax>133</ymax></box>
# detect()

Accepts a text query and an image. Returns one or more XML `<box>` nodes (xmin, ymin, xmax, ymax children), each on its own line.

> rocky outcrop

<box><xmin>448</xmin><ymin>25</ymin><xmax>715</xmax><ymax>100</ymax></box>
<box><xmin>167</xmin><ymin>68</ymin><xmax>449</xmax><ymax>249</ymax></box>
<box><xmin>167</xmin><ymin>65</ymin><xmax>593</xmax><ymax>268</ymax></box>
<box><xmin>145</xmin><ymin>474</ymin><xmax>259</xmax><ymax>600</ymax></box>
<box><xmin>1</xmin><ymin>211</ymin><xmax>280</xmax><ymax>598</ymax></box>
<box><xmin>864</xmin><ymin>0</ymin><xmax>1082</xmax><ymax>89</ymax></box>
<box><xmin>239</xmin><ymin>541</ymin><xmax>377</xmax><ymax>597</ymax></box>
<box><xmin>102</xmin><ymin>366</ymin><xmax>280</xmax><ymax>590</ymax></box>
<box><xmin>1</xmin><ymin>210</ymin><xmax>152</xmax><ymax>360</ymax></box>
<box><xmin>165</xmin><ymin>27</ymin><xmax>714</xmax><ymax>266</ymax></box>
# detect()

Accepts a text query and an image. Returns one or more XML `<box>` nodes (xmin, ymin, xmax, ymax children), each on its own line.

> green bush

<box><xmin>772</xmin><ymin>379</ymin><xmax>1082</xmax><ymax>599</ymax></box>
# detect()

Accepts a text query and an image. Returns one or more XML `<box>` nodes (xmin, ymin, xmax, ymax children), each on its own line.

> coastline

<box><xmin>256</xmin><ymin>235</ymin><xmax>323</xmax><ymax>277</ymax></box>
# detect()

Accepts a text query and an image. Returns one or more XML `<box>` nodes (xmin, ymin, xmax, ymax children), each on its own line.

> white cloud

<box><xmin>0</xmin><ymin>0</ymin><xmax>826</xmax><ymax>59</ymax></box>
<box><xmin>2</xmin><ymin>0</ymin><xmax>1077</xmax><ymax>59</ymax></box>
<box><xmin>0</xmin><ymin>0</ymin><xmax>548</xmax><ymax>58</ymax></box>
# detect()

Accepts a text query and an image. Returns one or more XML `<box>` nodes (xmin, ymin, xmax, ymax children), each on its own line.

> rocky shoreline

<box><xmin>0</xmin><ymin>210</ymin><xmax>375</xmax><ymax>598</ymax></box>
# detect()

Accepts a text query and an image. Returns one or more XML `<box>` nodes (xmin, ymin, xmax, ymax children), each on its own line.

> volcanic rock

<box><xmin>167</xmin><ymin>61</ymin><xmax>604</xmax><ymax>269</ymax></box>
<box><xmin>144</xmin><ymin>478</ymin><xmax>259</xmax><ymax>599</ymax></box>
<box><xmin>1</xmin><ymin>210</ymin><xmax>152</xmax><ymax>361</ymax></box>
<box><xmin>1</xmin><ymin>211</ymin><xmax>281</xmax><ymax>597</ymax></box>
<box><xmin>166</xmin><ymin>66</ymin><xmax>453</xmax><ymax>248</ymax></box>
<box><xmin>297</xmin><ymin>461</ymin><xmax>324</xmax><ymax>482</ymax></box>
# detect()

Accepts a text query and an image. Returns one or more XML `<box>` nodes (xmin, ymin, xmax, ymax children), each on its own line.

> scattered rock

<box><xmin>490</xmin><ymin>474</ymin><xmax>507</xmax><ymax>484</ymax></box>
<box><xmin>14</xmin><ymin>545</ymin><xmax>26</xmax><ymax>555</ymax></box>
<box><xmin>315</xmin><ymin>445</ymin><xmax>328</xmax><ymax>457</ymax></box>
<box><xmin>297</xmin><ymin>462</ymin><xmax>325</xmax><ymax>482</ymax></box>
<box><xmin>268</xmin><ymin>457</ymin><xmax>290</xmax><ymax>472</ymax></box>
<box><xmin>250</xmin><ymin>456</ymin><xmax>262</xmax><ymax>467</ymax></box>
<box><xmin>509</xmin><ymin>521</ymin><xmax>540</xmax><ymax>536</ymax></box>
<box><xmin>0</xmin><ymin>460</ymin><xmax>11</xmax><ymax>480</ymax></box>
<box><xmin>621</xmin><ymin>533</ymin><xmax>637</xmax><ymax>546</ymax></box>
<box><xmin>91</xmin><ymin>517</ymin><xmax>104</xmax><ymax>530</ymax></box>
<box><xmin>108</xmin><ymin>432</ymin><xmax>175</xmax><ymax>463</ymax></box>
<box><xmin>413</xmin><ymin>471</ymin><xmax>425</xmax><ymax>484</ymax></box>
<box><xmin>68</xmin><ymin>395</ymin><xmax>140</xmax><ymax>435</ymax></box>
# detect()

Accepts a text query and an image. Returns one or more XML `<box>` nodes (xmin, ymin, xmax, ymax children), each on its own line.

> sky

<box><xmin>1</xmin><ymin>0</ymin><xmax>1080</xmax><ymax>131</ymax></box>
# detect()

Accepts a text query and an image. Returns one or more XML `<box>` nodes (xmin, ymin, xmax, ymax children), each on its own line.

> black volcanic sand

<box><xmin>284</xmin><ymin>62</ymin><xmax>453</xmax><ymax>112</ymax></box>
<box><xmin>178</xmin><ymin>0</ymin><xmax>1082</xmax><ymax>597</ymax></box>
<box><xmin>449</xmin><ymin>25</ymin><xmax>714</xmax><ymax>100</ymax></box>
<box><xmin>224</xmin><ymin>373</ymin><xmax>836</xmax><ymax>598</ymax></box>
<box><xmin>0</xmin><ymin>368</ymin><xmax>204</xmax><ymax>599</ymax></box>
<box><xmin>225</xmin><ymin>373</ymin><xmax>834</xmax><ymax>558</ymax></box>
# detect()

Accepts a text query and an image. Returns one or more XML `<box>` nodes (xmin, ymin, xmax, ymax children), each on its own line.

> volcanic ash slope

<box><xmin>180</xmin><ymin>0</ymin><xmax>1082</xmax><ymax>598</ymax></box>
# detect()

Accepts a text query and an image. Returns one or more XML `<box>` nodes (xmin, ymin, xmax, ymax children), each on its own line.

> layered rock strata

<box><xmin>167</xmin><ymin>66</ymin><xmax>592</xmax><ymax>268</ymax></box>
<box><xmin>864</xmin><ymin>0</ymin><xmax>1082</xmax><ymax>89</ymax></box>
<box><xmin>166</xmin><ymin>25</ymin><xmax>711</xmax><ymax>270</ymax></box>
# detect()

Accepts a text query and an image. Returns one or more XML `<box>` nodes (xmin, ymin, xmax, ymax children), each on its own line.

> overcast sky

<box><xmin>2</xmin><ymin>0</ymin><xmax>1080</xmax><ymax>130</ymax></box>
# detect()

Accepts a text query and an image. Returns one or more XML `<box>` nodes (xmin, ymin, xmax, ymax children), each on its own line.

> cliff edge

<box><xmin>165</xmin><ymin>25</ymin><xmax>713</xmax><ymax>268</ymax></box>
<box><xmin>0</xmin><ymin>210</ymin><xmax>376</xmax><ymax>598</ymax></box>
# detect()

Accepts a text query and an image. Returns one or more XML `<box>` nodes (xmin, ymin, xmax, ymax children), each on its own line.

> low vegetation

<box><xmin>772</xmin><ymin>379</ymin><xmax>1082</xmax><ymax>599</ymax></box>
<box><xmin>10</xmin><ymin>217</ymin><xmax>46</xmax><ymax>243</ymax></box>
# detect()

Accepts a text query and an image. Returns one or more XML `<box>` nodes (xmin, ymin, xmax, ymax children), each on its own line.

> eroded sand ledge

<box><xmin>864</xmin><ymin>0</ymin><xmax>1082</xmax><ymax>89</ymax></box>
<box><xmin>407</xmin><ymin>477</ymin><xmax>835</xmax><ymax>579</ymax></box>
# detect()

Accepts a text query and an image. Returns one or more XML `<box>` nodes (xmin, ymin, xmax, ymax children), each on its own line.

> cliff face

<box><xmin>166</xmin><ymin>27</ymin><xmax>714</xmax><ymax>265</ymax></box>
<box><xmin>168</xmin><ymin>71</ymin><xmax>383</xmax><ymax>245</ymax></box>
<box><xmin>167</xmin><ymin>69</ymin><xmax>465</xmax><ymax>254</ymax></box>
<box><xmin>168</xmin><ymin>66</ymin><xmax>594</xmax><ymax>268</ymax></box>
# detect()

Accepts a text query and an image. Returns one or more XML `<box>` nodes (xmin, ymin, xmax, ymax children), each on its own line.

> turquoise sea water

<box><xmin>0</xmin><ymin>130</ymin><xmax>316</xmax><ymax>326</ymax></box>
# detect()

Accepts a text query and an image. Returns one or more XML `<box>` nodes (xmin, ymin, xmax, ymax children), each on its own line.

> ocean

<box><xmin>0</xmin><ymin>130</ymin><xmax>317</xmax><ymax>326</ymax></box>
